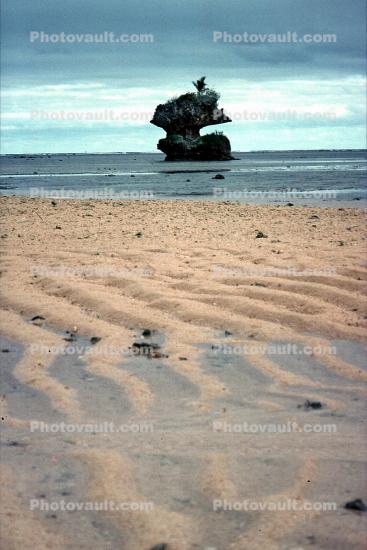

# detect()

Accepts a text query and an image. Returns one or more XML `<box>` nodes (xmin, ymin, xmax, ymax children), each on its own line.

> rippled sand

<box><xmin>1</xmin><ymin>197</ymin><xmax>366</xmax><ymax>549</ymax></box>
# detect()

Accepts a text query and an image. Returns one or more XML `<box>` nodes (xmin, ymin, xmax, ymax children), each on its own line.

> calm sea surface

<box><xmin>1</xmin><ymin>150</ymin><xmax>366</xmax><ymax>207</ymax></box>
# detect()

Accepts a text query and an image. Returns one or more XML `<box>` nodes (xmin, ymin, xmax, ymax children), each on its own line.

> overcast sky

<box><xmin>1</xmin><ymin>0</ymin><xmax>366</xmax><ymax>153</ymax></box>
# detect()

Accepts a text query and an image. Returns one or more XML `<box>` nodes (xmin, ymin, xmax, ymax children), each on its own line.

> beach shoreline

<box><xmin>1</xmin><ymin>196</ymin><xmax>366</xmax><ymax>549</ymax></box>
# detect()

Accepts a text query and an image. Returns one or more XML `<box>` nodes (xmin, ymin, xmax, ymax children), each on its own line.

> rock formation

<box><xmin>150</xmin><ymin>78</ymin><xmax>233</xmax><ymax>161</ymax></box>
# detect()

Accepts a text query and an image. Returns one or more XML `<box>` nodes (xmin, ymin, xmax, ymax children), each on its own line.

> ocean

<box><xmin>1</xmin><ymin>150</ymin><xmax>366</xmax><ymax>207</ymax></box>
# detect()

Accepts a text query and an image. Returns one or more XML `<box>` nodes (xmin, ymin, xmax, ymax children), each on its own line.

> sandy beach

<box><xmin>1</xmin><ymin>196</ymin><xmax>367</xmax><ymax>549</ymax></box>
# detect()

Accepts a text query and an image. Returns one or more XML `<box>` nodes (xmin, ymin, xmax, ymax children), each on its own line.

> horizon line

<box><xmin>2</xmin><ymin>148</ymin><xmax>366</xmax><ymax>157</ymax></box>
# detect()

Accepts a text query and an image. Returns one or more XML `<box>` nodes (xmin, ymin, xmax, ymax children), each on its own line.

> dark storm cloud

<box><xmin>1</xmin><ymin>0</ymin><xmax>365</xmax><ymax>153</ymax></box>
<box><xmin>1</xmin><ymin>0</ymin><xmax>366</xmax><ymax>87</ymax></box>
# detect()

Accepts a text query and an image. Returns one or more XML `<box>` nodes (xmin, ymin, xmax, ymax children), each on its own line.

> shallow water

<box><xmin>1</xmin><ymin>150</ymin><xmax>366</xmax><ymax>207</ymax></box>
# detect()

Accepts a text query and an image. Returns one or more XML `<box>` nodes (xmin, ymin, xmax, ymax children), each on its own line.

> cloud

<box><xmin>1</xmin><ymin>0</ymin><xmax>366</xmax><ymax>152</ymax></box>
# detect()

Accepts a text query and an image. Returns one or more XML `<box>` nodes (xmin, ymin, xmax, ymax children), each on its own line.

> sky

<box><xmin>1</xmin><ymin>0</ymin><xmax>366</xmax><ymax>154</ymax></box>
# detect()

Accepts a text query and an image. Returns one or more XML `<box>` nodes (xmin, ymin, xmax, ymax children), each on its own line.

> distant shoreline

<box><xmin>1</xmin><ymin>149</ymin><xmax>367</xmax><ymax>157</ymax></box>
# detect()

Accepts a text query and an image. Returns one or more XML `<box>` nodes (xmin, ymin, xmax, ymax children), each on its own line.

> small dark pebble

<box><xmin>152</xmin><ymin>351</ymin><xmax>168</xmax><ymax>359</ymax></box>
<box><xmin>135</xmin><ymin>232</ymin><xmax>143</xmax><ymax>237</ymax></box>
<box><xmin>255</xmin><ymin>231</ymin><xmax>268</xmax><ymax>239</ymax></box>
<box><xmin>298</xmin><ymin>400</ymin><xmax>323</xmax><ymax>410</ymax></box>
<box><xmin>51</xmin><ymin>200</ymin><xmax>57</xmax><ymax>206</ymax></box>
<box><xmin>55</xmin><ymin>225</ymin><xmax>62</xmax><ymax>229</ymax></box>
<box><xmin>63</xmin><ymin>334</ymin><xmax>77</xmax><ymax>342</ymax></box>
<box><xmin>31</xmin><ymin>315</ymin><xmax>45</xmax><ymax>322</ymax></box>
<box><xmin>344</xmin><ymin>499</ymin><xmax>366</xmax><ymax>512</ymax></box>
<box><xmin>224</xmin><ymin>330</ymin><xmax>232</xmax><ymax>336</ymax></box>
<box><xmin>149</xmin><ymin>545</ymin><xmax>168</xmax><ymax>550</ymax></box>
<box><xmin>142</xmin><ymin>329</ymin><xmax>152</xmax><ymax>337</ymax></box>
<box><xmin>132</xmin><ymin>342</ymin><xmax>159</xmax><ymax>356</ymax></box>
<box><xmin>1</xmin><ymin>349</ymin><xmax>10</xmax><ymax>353</ymax></box>
<box><xmin>131</xmin><ymin>341</ymin><xmax>168</xmax><ymax>359</ymax></box>
<box><xmin>179</xmin><ymin>357</ymin><xmax>187</xmax><ymax>361</ymax></box>
<box><xmin>309</xmin><ymin>215</ymin><xmax>319</xmax><ymax>220</ymax></box>
<box><xmin>7</xmin><ymin>440</ymin><xmax>27</xmax><ymax>447</ymax></box>
<box><xmin>90</xmin><ymin>336</ymin><xmax>102</xmax><ymax>345</ymax></box>
<box><xmin>286</xmin><ymin>202</ymin><xmax>294</xmax><ymax>206</ymax></box>
<box><xmin>212</xmin><ymin>174</ymin><xmax>225</xmax><ymax>180</ymax></box>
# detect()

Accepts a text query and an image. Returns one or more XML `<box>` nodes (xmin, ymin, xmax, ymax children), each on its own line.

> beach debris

<box><xmin>286</xmin><ymin>202</ymin><xmax>294</xmax><ymax>206</ymax></box>
<box><xmin>51</xmin><ymin>200</ymin><xmax>57</xmax><ymax>206</ymax></box>
<box><xmin>1</xmin><ymin>349</ymin><xmax>10</xmax><ymax>353</ymax></box>
<box><xmin>90</xmin><ymin>336</ymin><xmax>102</xmax><ymax>345</ymax></box>
<box><xmin>179</xmin><ymin>356</ymin><xmax>188</xmax><ymax>361</ymax></box>
<box><xmin>142</xmin><ymin>329</ymin><xmax>152</xmax><ymax>337</ymax></box>
<box><xmin>298</xmin><ymin>400</ymin><xmax>323</xmax><ymax>410</ymax></box>
<box><xmin>55</xmin><ymin>225</ymin><xmax>62</xmax><ymax>229</ymax></box>
<box><xmin>30</xmin><ymin>315</ymin><xmax>45</xmax><ymax>326</ymax></box>
<box><xmin>64</xmin><ymin>330</ymin><xmax>77</xmax><ymax>342</ymax></box>
<box><xmin>131</xmin><ymin>341</ymin><xmax>167</xmax><ymax>359</ymax></box>
<box><xmin>224</xmin><ymin>330</ymin><xmax>232</xmax><ymax>336</ymax></box>
<box><xmin>6</xmin><ymin>440</ymin><xmax>28</xmax><ymax>447</ymax></box>
<box><xmin>152</xmin><ymin>351</ymin><xmax>167</xmax><ymax>359</ymax></box>
<box><xmin>344</xmin><ymin>499</ymin><xmax>366</xmax><ymax>512</ymax></box>
<box><xmin>255</xmin><ymin>231</ymin><xmax>268</xmax><ymax>239</ymax></box>
<box><xmin>31</xmin><ymin>315</ymin><xmax>45</xmax><ymax>321</ymax></box>
<box><xmin>149</xmin><ymin>544</ymin><xmax>168</xmax><ymax>550</ymax></box>
<box><xmin>212</xmin><ymin>174</ymin><xmax>225</xmax><ymax>180</ymax></box>
<box><xmin>135</xmin><ymin>231</ymin><xmax>143</xmax><ymax>237</ymax></box>
<box><xmin>63</xmin><ymin>336</ymin><xmax>76</xmax><ymax>342</ymax></box>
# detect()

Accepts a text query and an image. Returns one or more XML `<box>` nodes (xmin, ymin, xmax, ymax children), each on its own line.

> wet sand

<box><xmin>0</xmin><ymin>196</ymin><xmax>366</xmax><ymax>549</ymax></box>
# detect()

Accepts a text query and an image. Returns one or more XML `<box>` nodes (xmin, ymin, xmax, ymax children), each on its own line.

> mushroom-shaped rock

<box><xmin>150</xmin><ymin>78</ymin><xmax>233</xmax><ymax>161</ymax></box>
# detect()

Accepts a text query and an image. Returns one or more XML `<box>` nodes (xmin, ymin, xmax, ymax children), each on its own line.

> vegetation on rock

<box><xmin>151</xmin><ymin>78</ymin><xmax>233</xmax><ymax>161</ymax></box>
